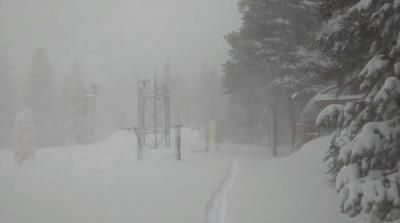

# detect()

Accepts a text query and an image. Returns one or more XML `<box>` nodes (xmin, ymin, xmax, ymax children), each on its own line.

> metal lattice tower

<box><xmin>138</xmin><ymin>77</ymin><xmax>170</xmax><ymax>149</ymax></box>
<box><xmin>79</xmin><ymin>85</ymin><xmax>98</xmax><ymax>144</ymax></box>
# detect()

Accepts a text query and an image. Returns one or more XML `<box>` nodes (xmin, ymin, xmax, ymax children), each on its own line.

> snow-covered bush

<box><xmin>317</xmin><ymin>0</ymin><xmax>400</xmax><ymax>220</ymax></box>
<box><xmin>13</xmin><ymin>108</ymin><xmax>36</xmax><ymax>163</ymax></box>
<box><xmin>315</xmin><ymin>104</ymin><xmax>345</xmax><ymax>128</ymax></box>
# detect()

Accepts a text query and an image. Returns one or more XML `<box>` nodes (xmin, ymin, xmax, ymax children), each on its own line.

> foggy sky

<box><xmin>0</xmin><ymin>0</ymin><xmax>240</xmax><ymax>84</ymax></box>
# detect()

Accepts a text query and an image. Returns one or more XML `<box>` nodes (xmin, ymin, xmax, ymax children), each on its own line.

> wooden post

<box><xmin>175</xmin><ymin>125</ymin><xmax>182</xmax><ymax>161</ymax></box>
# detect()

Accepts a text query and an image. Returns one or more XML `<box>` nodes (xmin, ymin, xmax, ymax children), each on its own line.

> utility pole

<box><xmin>271</xmin><ymin>102</ymin><xmax>277</xmax><ymax>157</ymax></box>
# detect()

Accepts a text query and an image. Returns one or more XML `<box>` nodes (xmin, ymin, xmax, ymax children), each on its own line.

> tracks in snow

<box><xmin>206</xmin><ymin>158</ymin><xmax>238</xmax><ymax>223</ymax></box>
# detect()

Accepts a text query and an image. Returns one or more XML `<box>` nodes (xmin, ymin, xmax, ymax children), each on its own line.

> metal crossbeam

<box><xmin>137</xmin><ymin>77</ymin><xmax>170</xmax><ymax>149</ymax></box>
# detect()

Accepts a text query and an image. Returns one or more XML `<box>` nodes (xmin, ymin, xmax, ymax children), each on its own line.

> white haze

<box><xmin>0</xmin><ymin>0</ymin><xmax>240</xmax><ymax>141</ymax></box>
<box><xmin>0</xmin><ymin>0</ymin><xmax>240</xmax><ymax>83</ymax></box>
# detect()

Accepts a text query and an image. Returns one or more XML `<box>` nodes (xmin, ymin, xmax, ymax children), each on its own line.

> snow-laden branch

<box><xmin>359</xmin><ymin>55</ymin><xmax>389</xmax><ymax>91</ymax></box>
<box><xmin>338</xmin><ymin>117</ymin><xmax>400</xmax><ymax>164</ymax></box>
<box><xmin>374</xmin><ymin>77</ymin><xmax>400</xmax><ymax>103</ymax></box>
<box><xmin>315</xmin><ymin>104</ymin><xmax>345</xmax><ymax>128</ymax></box>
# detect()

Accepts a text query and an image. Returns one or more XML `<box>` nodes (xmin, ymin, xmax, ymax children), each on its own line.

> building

<box><xmin>295</xmin><ymin>85</ymin><xmax>365</xmax><ymax>148</ymax></box>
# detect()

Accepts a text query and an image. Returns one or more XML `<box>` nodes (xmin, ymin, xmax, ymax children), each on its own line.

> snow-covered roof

<box><xmin>313</xmin><ymin>85</ymin><xmax>365</xmax><ymax>103</ymax></box>
<box><xmin>301</xmin><ymin>85</ymin><xmax>365</xmax><ymax>122</ymax></box>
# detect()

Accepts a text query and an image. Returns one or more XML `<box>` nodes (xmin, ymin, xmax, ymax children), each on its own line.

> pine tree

<box><xmin>225</xmin><ymin>0</ymin><xmax>320</xmax><ymax>95</ymax></box>
<box><xmin>26</xmin><ymin>48</ymin><xmax>61</xmax><ymax>147</ymax></box>
<box><xmin>63</xmin><ymin>62</ymin><xmax>85</xmax><ymax>145</ymax></box>
<box><xmin>197</xmin><ymin>63</ymin><xmax>221</xmax><ymax>122</ymax></box>
<box><xmin>0</xmin><ymin>49</ymin><xmax>13</xmax><ymax>148</ymax></box>
<box><xmin>223</xmin><ymin>0</ymin><xmax>321</xmax><ymax>142</ymax></box>
<box><xmin>317</xmin><ymin>1</ymin><xmax>400</xmax><ymax>221</ymax></box>
<box><xmin>315</xmin><ymin>0</ymin><xmax>375</xmax><ymax>83</ymax></box>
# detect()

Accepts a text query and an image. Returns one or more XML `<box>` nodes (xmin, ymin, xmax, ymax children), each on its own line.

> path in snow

<box><xmin>206</xmin><ymin>158</ymin><xmax>238</xmax><ymax>223</ymax></box>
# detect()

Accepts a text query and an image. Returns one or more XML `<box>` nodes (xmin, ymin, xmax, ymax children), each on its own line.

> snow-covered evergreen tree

<box><xmin>0</xmin><ymin>49</ymin><xmax>13</xmax><ymax>148</ymax></box>
<box><xmin>26</xmin><ymin>48</ymin><xmax>62</xmax><ymax>147</ymax></box>
<box><xmin>225</xmin><ymin>0</ymin><xmax>321</xmax><ymax>94</ymax></box>
<box><xmin>317</xmin><ymin>0</ymin><xmax>400</xmax><ymax>221</ymax></box>
<box><xmin>223</xmin><ymin>0</ymin><xmax>322</xmax><ymax>142</ymax></box>
<box><xmin>197</xmin><ymin>63</ymin><xmax>222</xmax><ymax>123</ymax></box>
<box><xmin>63</xmin><ymin>62</ymin><xmax>85</xmax><ymax>145</ymax></box>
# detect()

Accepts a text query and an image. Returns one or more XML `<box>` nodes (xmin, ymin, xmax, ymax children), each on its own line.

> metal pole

<box><xmin>175</xmin><ymin>125</ymin><xmax>182</xmax><ymax>161</ymax></box>
<box><xmin>272</xmin><ymin>105</ymin><xmax>277</xmax><ymax>157</ymax></box>
<box><xmin>164</xmin><ymin>84</ymin><xmax>170</xmax><ymax>147</ymax></box>
<box><xmin>153</xmin><ymin>76</ymin><xmax>158</xmax><ymax>149</ymax></box>
<box><xmin>134</xmin><ymin>127</ymin><xmax>143</xmax><ymax>160</ymax></box>
<box><xmin>138</xmin><ymin>80</ymin><xmax>145</xmax><ymax>147</ymax></box>
<box><xmin>205</xmin><ymin>122</ymin><xmax>210</xmax><ymax>152</ymax></box>
<box><xmin>138</xmin><ymin>82</ymin><xmax>143</xmax><ymax>130</ymax></box>
<box><xmin>289</xmin><ymin>98</ymin><xmax>296</xmax><ymax>150</ymax></box>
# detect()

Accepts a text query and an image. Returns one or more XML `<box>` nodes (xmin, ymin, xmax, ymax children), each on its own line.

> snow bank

<box><xmin>0</xmin><ymin>130</ymin><xmax>362</xmax><ymax>223</ymax></box>
<box><xmin>226</xmin><ymin>137</ymin><xmax>361</xmax><ymax>223</ymax></box>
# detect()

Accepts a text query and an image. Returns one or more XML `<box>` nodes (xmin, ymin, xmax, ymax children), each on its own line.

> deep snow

<box><xmin>226</xmin><ymin>136</ymin><xmax>362</xmax><ymax>223</ymax></box>
<box><xmin>0</xmin><ymin>129</ymin><xmax>231</xmax><ymax>223</ymax></box>
<box><xmin>0</xmin><ymin>130</ymin><xmax>359</xmax><ymax>223</ymax></box>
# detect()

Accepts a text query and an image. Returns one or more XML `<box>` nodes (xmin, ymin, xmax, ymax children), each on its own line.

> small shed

<box><xmin>295</xmin><ymin>85</ymin><xmax>365</xmax><ymax>148</ymax></box>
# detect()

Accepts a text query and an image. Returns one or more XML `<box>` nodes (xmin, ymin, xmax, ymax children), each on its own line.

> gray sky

<box><xmin>0</xmin><ymin>0</ymin><xmax>240</xmax><ymax>84</ymax></box>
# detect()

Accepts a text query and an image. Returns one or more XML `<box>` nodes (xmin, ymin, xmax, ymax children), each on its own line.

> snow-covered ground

<box><xmin>0</xmin><ymin>130</ymin><xmax>359</xmax><ymax>223</ymax></box>
<box><xmin>0</xmin><ymin>129</ymin><xmax>231</xmax><ymax>223</ymax></box>
<box><xmin>226</xmin><ymin>136</ymin><xmax>362</xmax><ymax>223</ymax></box>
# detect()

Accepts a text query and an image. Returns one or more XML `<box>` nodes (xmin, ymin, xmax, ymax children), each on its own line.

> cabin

<box><xmin>295</xmin><ymin>85</ymin><xmax>365</xmax><ymax>148</ymax></box>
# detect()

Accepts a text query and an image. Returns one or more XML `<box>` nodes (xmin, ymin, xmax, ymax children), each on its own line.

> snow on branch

<box><xmin>394</xmin><ymin>62</ymin><xmax>400</xmax><ymax>76</ymax></box>
<box><xmin>391</xmin><ymin>30</ymin><xmax>400</xmax><ymax>56</ymax></box>
<box><xmin>337</xmin><ymin>170</ymin><xmax>400</xmax><ymax>216</ymax></box>
<box><xmin>336</xmin><ymin>163</ymin><xmax>361</xmax><ymax>191</ymax></box>
<box><xmin>395</xmin><ymin>0</ymin><xmax>400</xmax><ymax>9</ymax></box>
<box><xmin>338</xmin><ymin>118</ymin><xmax>400</xmax><ymax>165</ymax></box>
<box><xmin>349</xmin><ymin>0</ymin><xmax>373</xmax><ymax>13</ymax></box>
<box><xmin>316</xmin><ymin>104</ymin><xmax>345</xmax><ymax>128</ymax></box>
<box><xmin>374</xmin><ymin>77</ymin><xmax>400</xmax><ymax>103</ymax></box>
<box><xmin>336</xmin><ymin>162</ymin><xmax>400</xmax><ymax>218</ymax></box>
<box><xmin>359</xmin><ymin>55</ymin><xmax>390</xmax><ymax>90</ymax></box>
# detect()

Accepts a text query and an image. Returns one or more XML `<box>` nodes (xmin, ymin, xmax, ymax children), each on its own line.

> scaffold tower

<box><xmin>79</xmin><ymin>85</ymin><xmax>98</xmax><ymax>144</ymax></box>
<box><xmin>138</xmin><ymin>77</ymin><xmax>170</xmax><ymax>148</ymax></box>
